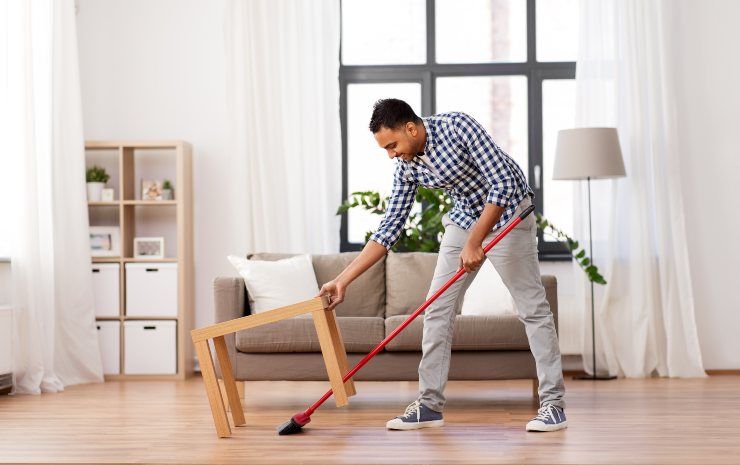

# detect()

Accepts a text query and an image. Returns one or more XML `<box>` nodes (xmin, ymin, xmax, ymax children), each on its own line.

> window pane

<box><xmin>435</xmin><ymin>76</ymin><xmax>528</xmax><ymax>174</ymax></box>
<box><xmin>346</xmin><ymin>83</ymin><xmax>422</xmax><ymax>243</ymax></box>
<box><xmin>536</xmin><ymin>0</ymin><xmax>579</xmax><ymax>62</ymax></box>
<box><xmin>542</xmin><ymin>79</ymin><xmax>576</xmax><ymax>240</ymax></box>
<box><xmin>341</xmin><ymin>0</ymin><xmax>426</xmax><ymax>65</ymax></box>
<box><xmin>436</xmin><ymin>0</ymin><xmax>526</xmax><ymax>63</ymax></box>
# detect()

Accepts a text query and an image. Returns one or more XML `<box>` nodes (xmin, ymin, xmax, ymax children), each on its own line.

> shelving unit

<box><xmin>86</xmin><ymin>140</ymin><xmax>193</xmax><ymax>380</ymax></box>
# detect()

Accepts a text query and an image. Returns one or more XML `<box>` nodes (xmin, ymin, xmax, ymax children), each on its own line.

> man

<box><xmin>319</xmin><ymin>99</ymin><xmax>567</xmax><ymax>432</ymax></box>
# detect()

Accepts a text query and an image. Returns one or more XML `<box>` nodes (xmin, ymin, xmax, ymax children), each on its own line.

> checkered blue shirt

<box><xmin>369</xmin><ymin>112</ymin><xmax>533</xmax><ymax>250</ymax></box>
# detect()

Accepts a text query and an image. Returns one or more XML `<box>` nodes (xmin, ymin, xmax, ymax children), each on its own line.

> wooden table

<box><xmin>190</xmin><ymin>296</ymin><xmax>356</xmax><ymax>437</ymax></box>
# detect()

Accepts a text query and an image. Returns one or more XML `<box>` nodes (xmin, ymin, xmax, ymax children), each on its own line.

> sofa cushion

<box><xmin>227</xmin><ymin>254</ymin><xmax>319</xmax><ymax>313</ymax></box>
<box><xmin>383</xmin><ymin>314</ymin><xmax>529</xmax><ymax>351</ymax></box>
<box><xmin>236</xmin><ymin>316</ymin><xmax>385</xmax><ymax>353</ymax></box>
<box><xmin>385</xmin><ymin>252</ymin><xmax>440</xmax><ymax>317</ymax></box>
<box><xmin>248</xmin><ymin>252</ymin><xmax>385</xmax><ymax>318</ymax></box>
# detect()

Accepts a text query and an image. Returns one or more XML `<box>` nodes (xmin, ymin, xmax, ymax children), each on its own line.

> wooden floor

<box><xmin>1</xmin><ymin>375</ymin><xmax>739</xmax><ymax>464</ymax></box>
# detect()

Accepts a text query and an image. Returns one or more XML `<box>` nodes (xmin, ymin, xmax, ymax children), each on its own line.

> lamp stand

<box><xmin>575</xmin><ymin>176</ymin><xmax>616</xmax><ymax>381</ymax></box>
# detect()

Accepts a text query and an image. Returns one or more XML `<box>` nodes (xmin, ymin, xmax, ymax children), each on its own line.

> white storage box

<box><xmin>96</xmin><ymin>320</ymin><xmax>120</xmax><ymax>375</ymax></box>
<box><xmin>125</xmin><ymin>263</ymin><xmax>178</xmax><ymax>317</ymax></box>
<box><xmin>92</xmin><ymin>263</ymin><xmax>120</xmax><ymax>317</ymax></box>
<box><xmin>0</xmin><ymin>306</ymin><xmax>12</xmax><ymax>375</ymax></box>
<box><xmin>124</xmin><ymin>320</ymin><xmax>176</xmax><ymax>374</ymax></box>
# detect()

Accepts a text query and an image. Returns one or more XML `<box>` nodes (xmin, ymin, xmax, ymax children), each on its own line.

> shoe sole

<box><xmin>386</xmin><ymin>419</ymin><xmax>445</xmax><ymax>430</ymax></box>
<box><xmin>525</xmin><ymin>420</ymin><xmax>568</xmax><ymax>432</ymax></box>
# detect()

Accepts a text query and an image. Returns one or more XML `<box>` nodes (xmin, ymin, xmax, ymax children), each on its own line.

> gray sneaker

<box><xmin>526</xmin><ymin>404</ymin><xmax>568</xmax><ymax>432</ymax></box>
<box><xmin>386</xmin><ymin>400</ymin><xmax>444</xmax><ymax>430</ymax></box>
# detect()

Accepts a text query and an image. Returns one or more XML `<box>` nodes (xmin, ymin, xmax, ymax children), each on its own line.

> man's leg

<box><xmin>386</xmin><ymin>215</ymin><xmax>478</xmax><ymax>430</ymax></box>
<box><xmin>485</xmin><ymin>198</ymin><xmax>567</xmax><ymax>430</ymax></box>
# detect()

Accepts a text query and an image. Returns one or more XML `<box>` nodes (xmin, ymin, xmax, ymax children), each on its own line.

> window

<box><xmin>339</xmin><ymin>0</ymin><xmax>578</xmax><ymax>258</ymax></box>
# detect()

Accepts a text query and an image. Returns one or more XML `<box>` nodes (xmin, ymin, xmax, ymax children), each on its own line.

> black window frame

<box><xmin>339</xmin><ymin>0</ymin><xmax>575</xmax><ymax>260</ymax></box>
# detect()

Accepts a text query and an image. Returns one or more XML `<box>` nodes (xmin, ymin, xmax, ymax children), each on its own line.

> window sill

<box><xmin>538</xmin><ymin>252</ymin><xmax>572</xmax><ymax>262</ymax></box>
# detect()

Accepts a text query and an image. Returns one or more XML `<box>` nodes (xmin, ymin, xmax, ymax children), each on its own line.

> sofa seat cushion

<box><xmin>236</xmin><ymin>316</ymin><xmax>385</xmax><ymax>353</ymax></box>
<box><xmin>384</xmin><ymin>314</ymin><xmax>529</xmax><ymax>351</ymax></box>
<box><xmin>248</xmin><ymin>252</ymin><xmax>385</xmax><ymax>318</ymax></box>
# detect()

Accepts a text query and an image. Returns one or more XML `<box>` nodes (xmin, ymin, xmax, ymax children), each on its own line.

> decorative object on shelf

<box><xmin>141</xmin><ymin>179</ymin><xmax>162</xmax><ymax>201</ymax></box>
<box><xmin>552</xmin><ymin>127</ymin><xmax>626</xmax><ymax>381</ymax></box>
<box><xmin>101</xmin><ymin>188</ymin><xmax>115</xmax><ymax>202</ymax></box>
<box><xmin>89</xmin><ymin>226</ymin><xmax>120</xmax><ymax>257</ymax></box>
<box><xmin>86</xmin><ymin>165</ymin><xmax>110</xmax><ymax>202</ymax></box>
<box><xmin>161</xmin><ymin>179</ymin><xmax>174</xmax><ymax>200</ymax></box>
<box><xmin>133</xmin><ymin>236</ymin><xmax>165</xmax><ymax>259</ymax></box>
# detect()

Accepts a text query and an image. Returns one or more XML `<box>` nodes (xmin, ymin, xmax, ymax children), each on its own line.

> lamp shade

<box><xmin>553</xmin><ymin>127</ymin><xmax>626</xmax><ymax>180</ymax></box>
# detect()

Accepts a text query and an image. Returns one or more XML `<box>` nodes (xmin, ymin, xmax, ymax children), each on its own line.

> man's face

<box><xmin>373</xmin><ymin>122</ymin><xmax>421</xmax><ymax>162</ymax></box>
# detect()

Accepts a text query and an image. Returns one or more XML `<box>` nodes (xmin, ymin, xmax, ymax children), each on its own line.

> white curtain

<box><xmin>574</xmin><ymin>0</ymin><xmax>706</xmax><ymax>377</ymax></box>
<box><xmin>225</xmin><ymin>0</ymin><xmax>342</xmax><ymax>255</ymax></box>
<box><xmin>0</xmin><ymin>0</ymin><xmax>103</xmax><ymax>394</ymax></box>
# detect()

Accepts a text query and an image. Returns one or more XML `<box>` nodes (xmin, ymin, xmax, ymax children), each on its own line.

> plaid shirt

<box><xmin>369</xmin><ymin>112</ymin><xmax>533</xmax><ymax>250</ymax></box>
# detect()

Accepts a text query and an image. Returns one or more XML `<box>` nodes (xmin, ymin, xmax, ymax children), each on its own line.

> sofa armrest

<box><xmin>211</xmin><ymin>276</ymin><xmax>247</xmax><ymax>379</ymax></box>
<box><xmin>541</xmin><ymin>275</ymin><xmax>559</xmax><ymax>333</ymax></box>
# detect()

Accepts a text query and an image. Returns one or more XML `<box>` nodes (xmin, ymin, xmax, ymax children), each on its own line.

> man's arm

<box><xmin>460</xmin><ymin>203</ymin><xmax>504</xmax><ymax>273</ymax></box>
<box><xmin>319</xmin><ymin>240</ymin><xmax>386</xmax><ymax>309</ymax></box>
<box><xmin>452</xmin><ymin>113</ymin><xmax>513</xmax><ymax>272</ymax></box>
<box><xmin>320</xmin><ymin>164</ymin><xmax>417</xmax><ymax>309</ymax></box>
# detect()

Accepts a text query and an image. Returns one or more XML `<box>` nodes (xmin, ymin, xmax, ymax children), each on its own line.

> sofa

<box><xmin>213</xmin><ymin>252</ymin><xmax>558</xmax><ymax>394</ymax></box>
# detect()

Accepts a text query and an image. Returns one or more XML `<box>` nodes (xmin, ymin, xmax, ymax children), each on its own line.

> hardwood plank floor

<box><xmin>1</xmin><ymin>375</ymin><xmax>739</xmax><ymax>464</ymax></box>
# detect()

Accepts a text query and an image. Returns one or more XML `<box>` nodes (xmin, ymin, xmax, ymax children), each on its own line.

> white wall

<box><xmin>669</xmin><ymin>0</ymin><xmax>740</xmax><ymax>370</ymax></box>
<box><xmin>76</xmin><ymin>0</ymin><xmax>233</xmax><ymax>332</ymax></box>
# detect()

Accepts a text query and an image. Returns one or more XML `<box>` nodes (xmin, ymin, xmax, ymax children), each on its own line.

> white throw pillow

<box><xmin>227</xmin><ymin>254</ymin><xmax>320</xmax><ymax>314</ymax></box>
<box><xmin>461</xmin><ymin>260</ymin><xmax>517</xmax><ymax>315</ymax></box>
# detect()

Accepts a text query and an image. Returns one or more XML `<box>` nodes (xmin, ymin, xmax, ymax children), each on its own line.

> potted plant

<box><xmin>339</xmin><ymin>189</ymin><xmax>606</xmax><ymax>285</ymax></box>
<box><xmin>162</xmin><ymin>179</ymin><xmax>174</xmax><ymax>200</ymax></box>
<box><xmin>86</xmin><ymin>165</ymin><xmax>110</xmax><ymax>202</ymax></box>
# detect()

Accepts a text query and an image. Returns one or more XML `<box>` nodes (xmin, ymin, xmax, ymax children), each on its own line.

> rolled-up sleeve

<box><xmin>368</xmin><ymin>164</ymin><xmax>418</xmax><ymax>250</ymax></box>
<box><xmin>453</xmin><ymin>113</ymin><xmax>516</xmax><ymax>208</ymax></box>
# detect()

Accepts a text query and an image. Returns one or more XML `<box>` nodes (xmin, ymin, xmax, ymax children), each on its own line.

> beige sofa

<box><xmin>213</xmin><ymin>252</ymin><xmax>558</xmax><ymax>392</ymax></box>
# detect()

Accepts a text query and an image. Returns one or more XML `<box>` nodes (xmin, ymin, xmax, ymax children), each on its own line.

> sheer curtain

<box><xmin>225</xmin><ymin>0</ymin><xmax>342</xmax><ymax>255</ymax></box>
<box><xmin>574</xmin><ymin>0</ymin><xmax>705</xmax><ymax>377</ymax></box>
<box><xmin>0</xmin><ymin>0</ymin><xmax>102</xmax><ymax>394</ymax></box>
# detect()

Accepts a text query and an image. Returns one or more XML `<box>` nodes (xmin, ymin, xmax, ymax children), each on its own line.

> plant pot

<box><xmin>86</xmin><ymin>182</ymin><xmax>105</xmax><ymax>202</ymax></box>
<box><xmin>161</xmin><ymin>189</ymin><xmax>173</xmax><ymax>200</ymax></box>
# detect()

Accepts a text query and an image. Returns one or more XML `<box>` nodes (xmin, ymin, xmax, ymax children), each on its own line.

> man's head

<box><xmin>369</xmin><ymin>98</ymin><xmax>425</xmax><ymax>162</ymax></box>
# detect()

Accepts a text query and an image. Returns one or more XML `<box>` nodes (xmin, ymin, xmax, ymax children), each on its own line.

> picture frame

<box><xmin>101</xmin><ymin>188</ymin><xmax>115</xmax><ymax>202</ymax></box>
<box><xmin>133</xmin><ymin>237</ymin><xmax>165</xmax><ymax>259</ymax></box>
<box><xmin>141</xmin><ymin>180</ymin><xmax>162</xmax><ymax>201</ymax></box>
<box><xmin>89</xmin><ymin>226</ymin><xmax>120</xmax><ymax>257</ymax></box>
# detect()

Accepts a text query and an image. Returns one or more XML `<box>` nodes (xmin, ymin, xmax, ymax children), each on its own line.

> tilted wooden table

<box><xmin>190</xmin><ymin>296</ymin><xmax>356</xmax><ymax>437</ymax></box>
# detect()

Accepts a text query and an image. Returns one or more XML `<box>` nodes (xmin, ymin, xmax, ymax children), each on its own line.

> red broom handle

<box><xmin>305</xmin><ymin>204</ymin><xmax>535</xmax><ymax>416</ymax></box>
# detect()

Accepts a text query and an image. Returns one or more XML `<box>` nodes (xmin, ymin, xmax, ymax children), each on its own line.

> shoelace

<box><xmin>401</xmin><ymin>400</ymin><xmax>422</xmax><ymax>419</ymax></box>
<box><xmin>534</xmin><ymin>404</ymin><xmax>559</xmax><ymax>423</ymax></box>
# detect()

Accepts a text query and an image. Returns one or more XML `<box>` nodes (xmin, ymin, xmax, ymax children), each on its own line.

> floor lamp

<box><xmin>553</xmin><ymin>127</ymin><xmax>626</xmax><ymax>380</ymax></box>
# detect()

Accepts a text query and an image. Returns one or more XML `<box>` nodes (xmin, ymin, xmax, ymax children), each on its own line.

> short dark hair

<box><xmin>368</xmin><ymin>98</ymin><xmax>422</xmax><ymax>133</ymax></box>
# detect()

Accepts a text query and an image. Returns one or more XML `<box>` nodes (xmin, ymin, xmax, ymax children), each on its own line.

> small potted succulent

<box><xmin>162</xmin><ymin>179</ymin><xmax>174</xmax><ymax>200</ymax></box>
<box><xmin>86</xmin><ymin>165</ymin><xmax>110</xmax><ymax>202</ymax></box>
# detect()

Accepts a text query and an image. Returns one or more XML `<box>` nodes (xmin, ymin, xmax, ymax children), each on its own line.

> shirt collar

<box><xmin>421</xmin><ymin>118</ymin><xmax>435</xmax><ymax>155</ymax></box>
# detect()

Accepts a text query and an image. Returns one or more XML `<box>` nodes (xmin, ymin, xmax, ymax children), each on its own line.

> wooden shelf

<box><xmin>92</xmin><ymin>257</ymin><xmax>121</xmax><ymax>263</ymax></box>
<box><xmin>86</xmin><ymin>140</ymin><xmax>194</xmax><ymax>380</ymax></box>
<box><xmin>88</xmin><ymin>201</ymin><xmax>178</xmax><ymax>206</ymax></box>
<box><xmin>122</xmin><ymin>200</ymin><xmax>177</xmax><ymax>206</ymax></box>
<box><xmin>88</xmin><ymin>201</ymin><xmax>120</xmax><ymax>206</ymax></box>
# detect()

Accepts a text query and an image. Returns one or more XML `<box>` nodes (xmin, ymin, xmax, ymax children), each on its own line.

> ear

<box><xmin>406</xmin><ymin>121</ymin><xmax>418</xmax><ymax>137</ymax></box>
